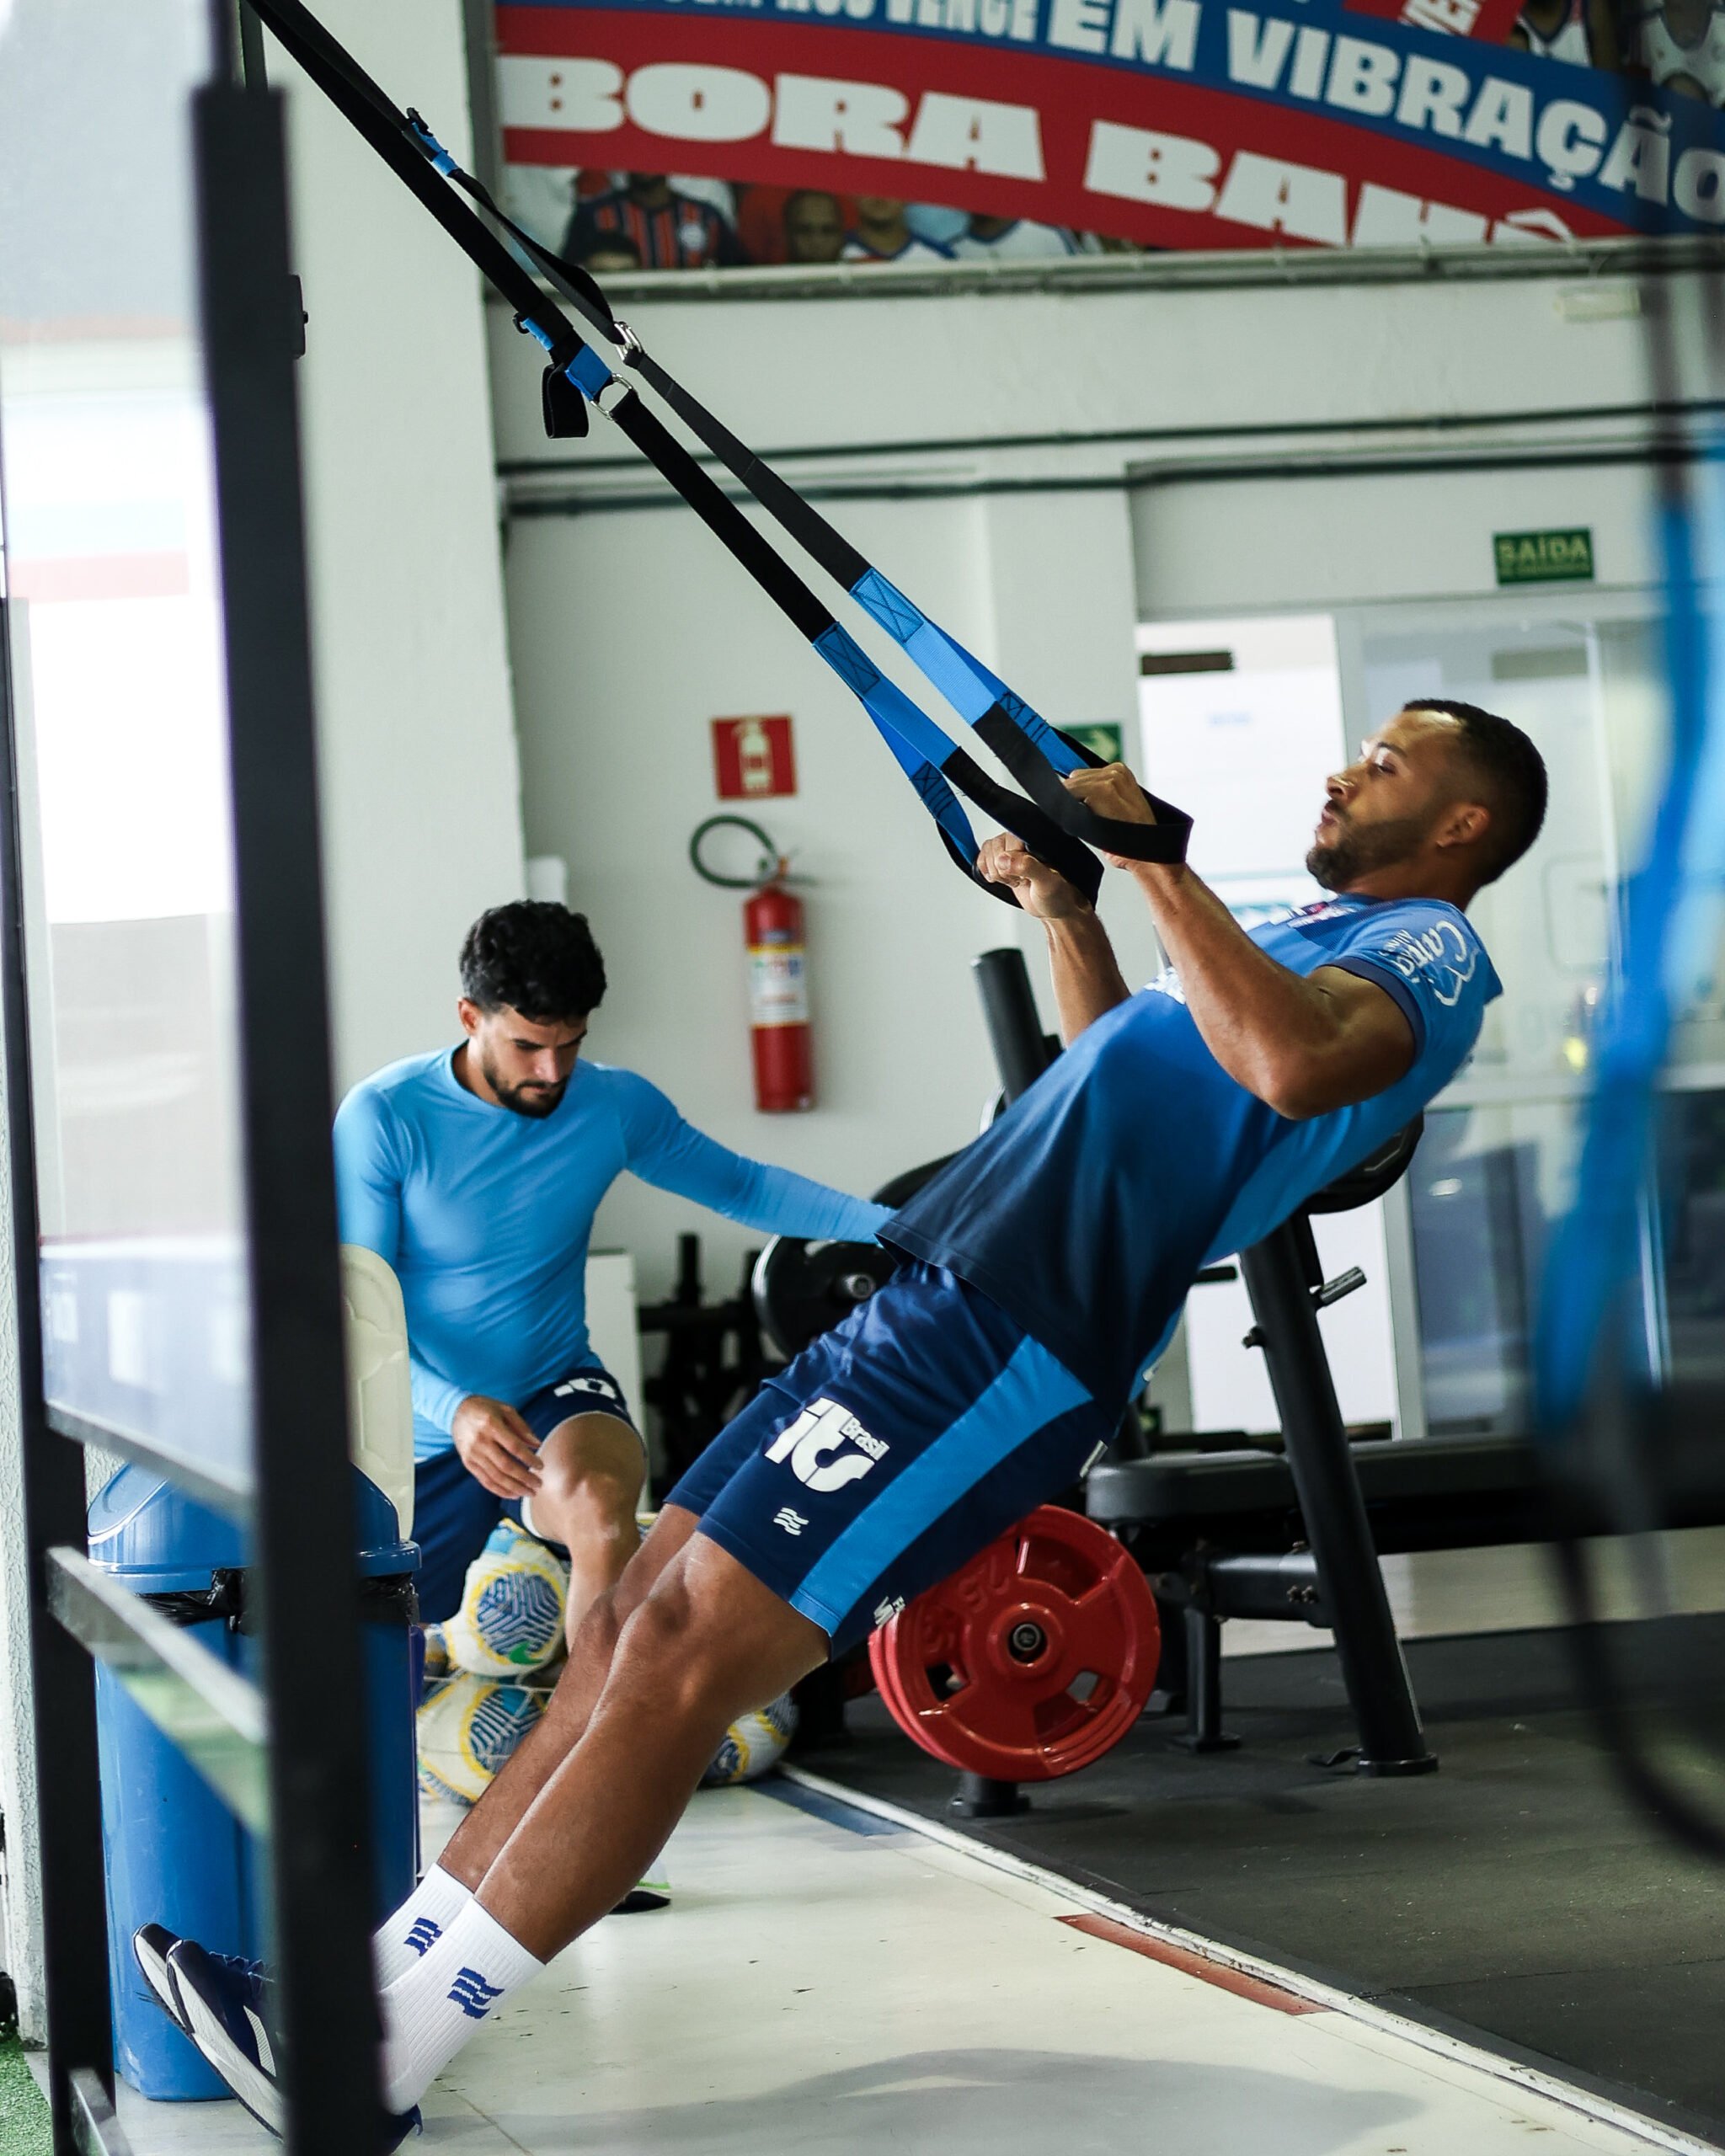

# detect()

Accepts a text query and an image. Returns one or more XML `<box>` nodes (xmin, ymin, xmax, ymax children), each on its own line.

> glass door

<box><xmin>1338</xmin><ymin>593</ymin><xmax>1715</xmax><ymax>1438</ymax></box>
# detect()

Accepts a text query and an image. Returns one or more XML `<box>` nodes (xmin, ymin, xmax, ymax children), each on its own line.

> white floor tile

<box><xmin>107</xmin><ymin>1780</ymin><xmax>1701</xmax><ymax>2155</ymax></box>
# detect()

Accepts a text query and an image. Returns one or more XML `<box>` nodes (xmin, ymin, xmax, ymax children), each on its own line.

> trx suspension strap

<box><xmin>243</xmin><ymin>0</ymin><xmax>1192</xmax><ymax>904</ymax></box>
<box><xmin>413</xmin><ymin>168</ymin><xmax>1193</xmax><ymax>876</ymax></box>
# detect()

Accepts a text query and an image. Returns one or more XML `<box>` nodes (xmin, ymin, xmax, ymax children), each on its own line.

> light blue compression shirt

<box><xmin>333</xmin><ymin>1049</ymin><xmax>890</xmax><ymax>1460</ymax></box>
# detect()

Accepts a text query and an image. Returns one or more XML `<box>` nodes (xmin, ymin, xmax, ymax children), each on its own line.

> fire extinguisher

<box><xmin>691</xmin><ymin>816</ymin><xmax>814</xmax><ymax>1113</ymax></box>
<box><xmin>745</xmin><ymin>873</ymin><xmax>814</xmax><ymax>1113</ymax></box>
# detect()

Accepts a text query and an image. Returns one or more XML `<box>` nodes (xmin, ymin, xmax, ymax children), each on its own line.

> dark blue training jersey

<box><xmin>885</xmin><ymin>894</ymin><xmax>1500</xmax><ymax>1414</ymax></box>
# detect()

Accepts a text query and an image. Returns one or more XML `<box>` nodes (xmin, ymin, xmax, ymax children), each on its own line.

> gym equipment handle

<box><xmin>1313</xmin><ymin>1267</ymin><xmax>1367</xmax><ymax>1310</ymax></box>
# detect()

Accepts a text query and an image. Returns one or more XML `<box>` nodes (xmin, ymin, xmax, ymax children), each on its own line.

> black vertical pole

<box><xmin>959</xmin><ymin>948</ymin><xmax>1060</xmax><ymax>1817</ymax></box>
<box><xmin>1176</xmin><ymin>1608</ymin><xmax>1238</xmax><ymax>1753</ymax></box>
<box><xmin>972</xmin><ymin>947</ymin><xmax>1057</xmax><ymax>1102</ymax></box>
<box><xmin>0</xmin><ymin>615</ymin><xmax>115</xmax><ymax>2145</ymax></box>
<box><xmin>1240</xmin><ymin>1221</ymin><xmax>1435</xmax><ymax>1774</ymax></box>
<box><xmin>194</xmin><ymin>74</ymin><xmax>383</xmax><ymax>2154</ymax></box>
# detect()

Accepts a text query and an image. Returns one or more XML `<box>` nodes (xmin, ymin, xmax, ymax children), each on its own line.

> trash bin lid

<box><xmin>88</xmin><ymin>1464</ymin><xmax>416</xmax><ymax>1588</ymax></box>
<box><xmin>87</xmin><ymin>1466</ymin><xmax>244</xmax><ymax>1593</ymax></box>
<box><xmin>353</xmin><ymin>1467</ymin><xmax>418</xmax><ymax>1577</ymax></box>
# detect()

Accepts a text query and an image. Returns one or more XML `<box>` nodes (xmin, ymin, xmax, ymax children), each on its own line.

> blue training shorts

<box><xmin>666</xmin><ymin>1262</ymin><xmax>1114</xmax><ymax>1656</ymax></box>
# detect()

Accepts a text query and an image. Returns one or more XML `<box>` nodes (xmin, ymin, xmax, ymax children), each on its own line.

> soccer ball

<box><xmin>420</xmin><ymin>1620</ymin><xmax>451</xmax><ymax>1684</ymax></box>
<box><xmin>702</xmin><ymin>1694</ymin><xmax>797</xmax><ymax>1786</ymax></box>
<box><xmin>416</xmin><ymin>1671</ymin><xmax>545</xmax><ymax>1806</ymax></box>
<box><xmin>443</xmin><ymin>1520</ymin><xmax>569</xmax><ymax>1677</ymax></box>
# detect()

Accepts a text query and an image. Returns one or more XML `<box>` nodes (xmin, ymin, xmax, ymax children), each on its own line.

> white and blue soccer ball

<box><xmin>416</xmin><ymin>1670</ymin><xmax>545</xmax><ymax>1806</ymax></box>
<box><xmin>443</xmin><ymin>1520</ymin><xmax>569</xmax><ymax>1677</ymax></box>
<box><xmin>702</xmin><ymin>1694</ymin><xmax>797</xmax><ymax>1786</ymax></box>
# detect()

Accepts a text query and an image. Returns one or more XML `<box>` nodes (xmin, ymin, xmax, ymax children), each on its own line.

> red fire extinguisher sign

<box><xmin>745</xmin><ymin>878</ymin><xmax>814</xmax><ymax>1113</ymax></box>
<box><xmin>713</xmin><ymin>716</ymin><xmax>796</xmax><ymax>801</ymax></box>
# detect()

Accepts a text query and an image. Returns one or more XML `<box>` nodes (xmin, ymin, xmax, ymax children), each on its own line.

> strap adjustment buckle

<box><xmin>611</xmin><ymin>314</ymin><xmax>644</xmax><ymax>364</ymax></box>
<box><xmin>595</xmin><ymin>376</ymin><xmax>634</xmax><ymax>422</ymax></box>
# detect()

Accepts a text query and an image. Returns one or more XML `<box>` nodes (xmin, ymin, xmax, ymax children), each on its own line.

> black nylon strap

<box><xmin>430</xmin><ymin>169</ymin><xmax>875</xmax><ymax>592</ymax></box>
<box><xmin>605</xmin><ymin>393</ymin><xmax>836</xmax><ymax>645</ymax></box>
<box><xmin>244</xmin><ymin>0</ymin><xmax>1140</xmax><ymax>907</ymax></box>
<box><xmin>473</xmin><ymin>204</ymin><xmax>1188</xmax><ymax>873</ymax></box>
<box><xmin>247</xmin><ymin>0</ymin><xmax>570</xmax><ymax>350</ymax></box>
<box><xmin>628</xmin><ymin>350</ymin><xmax>870</xmax><ymax>591</ymax></box>
<box><xmin>976</xmin><ymin>711</ymin><xmax>1194</xmax><ymax>865</ymax></box>
<box><xmin>941</xmin><ymin>753</ymin><xmax>1103</xmax><ymax>907</ymax></box>
<box><xmin>616</xmin><ymin>394</ymin><xmax>1103</xmax><ymax>903</ymax></box>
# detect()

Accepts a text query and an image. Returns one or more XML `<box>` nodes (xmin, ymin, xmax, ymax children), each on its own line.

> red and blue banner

<box><xmin>497</xmin><ymin>0</ymin><xmax>1725</xmax><ymax>250</ymax></box>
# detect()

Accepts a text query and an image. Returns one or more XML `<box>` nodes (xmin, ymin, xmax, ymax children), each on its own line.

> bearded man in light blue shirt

<box><xmin>334</xmin><ymin>902</ymin><xmax>888</xmax><ymax>1641</ymax></box>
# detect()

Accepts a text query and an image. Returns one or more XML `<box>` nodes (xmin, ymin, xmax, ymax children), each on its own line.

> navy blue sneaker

<box><xmin>133</xmin><ymin>1924</ymin><xmax>270</xmax><ymax>2034</ymax></box>
<box><xmin>131</xmin><ymin>1924</ymin><xmax>184</xmax><ymax>2027</ymax></box>
<box><xmin>168</xmin><ymin>1938</ymin><xmax>284</xmax><ymax>2135</ymax></box>
<box><xmin>167</xmin><ymin>1937</ymin><xmax>420</xmax><ymax>2148</ymax></box>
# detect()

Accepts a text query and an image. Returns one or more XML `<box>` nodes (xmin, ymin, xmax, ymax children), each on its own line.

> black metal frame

<box><xmin>1</xmin><ymin>8</ymin><xmax>386</xmax><ymax>2150</ymax></box>
<box><xmin>1236</xmin><ymin>1221</ymin><xmax>1434</xmax><ymax>1774</ymax></box>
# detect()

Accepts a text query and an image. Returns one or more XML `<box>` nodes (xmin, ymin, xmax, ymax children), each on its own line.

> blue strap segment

<box><xmin>405</xmin><ymin>112</ymin><xmax>458</xmax><ymax>177</ymax></box>
<box><xmin>512</xmin><ymin>315</ymin><xmax>615</xmax><ymax>402</ymax></box>
<box><xmin>563</xmin><ymin>345</ymin><xmax>615</xmax><ymax>401</ymax></box>
<box><xmin>812</xmin><ymin>624</ymin><xmax>984</xmax><ymax>867</ymax></box>
<box><xmin>1535</xmin><ymin>467</ymin><xmax>1725</xmax><ymax>1436</ymax></box>
<box><xmin>850</xmin><ymin>569</ymin><xmax>1085</xmax><ymax>776</ymax></box>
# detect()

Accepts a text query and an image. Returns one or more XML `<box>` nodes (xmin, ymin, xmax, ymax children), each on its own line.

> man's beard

<box><xmin>480</xmin><ymin>1052</ymin><xmax>568</xmax><ymax>1118</ymax></box>
<box><xmin>1306</xmin><ymin>809</ymin><xmax>1433</xmax><ymax>892</ymax></box>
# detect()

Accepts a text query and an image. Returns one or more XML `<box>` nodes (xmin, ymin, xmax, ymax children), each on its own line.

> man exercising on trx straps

<box><xmin>159</xmin><ymin>700</ymin><xmax>1546</xmax><ymax>2141</ymax></box>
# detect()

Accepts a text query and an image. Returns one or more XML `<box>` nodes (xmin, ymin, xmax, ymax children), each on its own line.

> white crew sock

<box><xmin>371</xmin><ymin>1864</ymin><xmax>474</xmax><ymax>1990</ymax></box>
<box><xmin>380</xmin><ymin>1900</ymin><xmax>545</xmax><ymax>2114</ymax></box>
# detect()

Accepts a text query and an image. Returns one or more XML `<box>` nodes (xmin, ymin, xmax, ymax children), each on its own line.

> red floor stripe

<box><xmin>1060</xmin><ymin>1913</ymin><xmax>1330</xmax><ymax>2015</ymax></box>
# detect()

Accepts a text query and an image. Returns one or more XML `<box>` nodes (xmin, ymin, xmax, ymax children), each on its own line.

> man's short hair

<box><xmin>459</xmin><ymin>902</ymin><xmax>606</xmax><ymax>1022</ymax></box>
<box><xmin>1403</xmin><ymin>697</ymin><xmax>1548</xmax><ymax>885</ymax></box>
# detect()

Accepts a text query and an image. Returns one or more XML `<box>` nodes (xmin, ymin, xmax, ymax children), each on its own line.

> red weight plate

<box><xmin>868</xmin><ymin>1507</ymin><xmax>1160</xmax><ymax>1783</ymax></box>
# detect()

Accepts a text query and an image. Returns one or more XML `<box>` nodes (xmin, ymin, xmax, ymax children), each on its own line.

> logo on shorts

<box><xmin>763</xmin><ymin>1398</ymin><xmax>889</xmax><ymax>1494</ymax></box>
<box><xmin>773</xmin><ymin>1507</ymin><xmax>809</xmax><ymax>1535</ymax></box>
<box><xmin>873</xmin><ymin>1595</ymin><xmax>905</xmax><ymax>1628</ymax></box>
<box><xmin>554</xmin><ymin>1373</ymin><xmax>618</xmax><ymax>1402</ymax></box>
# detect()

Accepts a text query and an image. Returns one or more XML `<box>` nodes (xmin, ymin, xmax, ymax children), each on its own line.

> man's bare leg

<box><xmin>379</xmin><ymin>1535</ymin><xmax>824</xmax><ymax>2114</ymax></box>
<box><xmin>474</xmin><ymin>1534</ymin><xmax>825</xmax><ymax>1957</ymax></box>
<box><xmin>435</xmin><ymin>1505</ymin><xmax>697</xmax><ymax>1889</ymax></box>
<box><xmin>521</xmin><ymin>1411</ymin><xmax>647</xmax><ymax>1646</ymax></box>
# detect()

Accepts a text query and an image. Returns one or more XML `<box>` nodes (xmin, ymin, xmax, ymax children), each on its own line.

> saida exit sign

<box><xmin>1493</xmin><ymin>528</ymin><xmax>1594</xmax><ymax>586</ymax></box>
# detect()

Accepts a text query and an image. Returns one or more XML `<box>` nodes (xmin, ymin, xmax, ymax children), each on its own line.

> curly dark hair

<box><xmin>1402</xmin><ymin>697</ymin><xmax>1548</xmax><ymax>885</ymax></box>
<box><xmin>459</xmin><ymin>902</ymin><xmax>606</xmax><ymax>1021</ymax></box>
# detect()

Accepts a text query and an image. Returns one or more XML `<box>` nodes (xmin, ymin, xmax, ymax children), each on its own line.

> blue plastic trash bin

<box><xmin>91</xmin><ymin>1464</ymin><xmax>419</xmax><ymax>2100</ymax></box>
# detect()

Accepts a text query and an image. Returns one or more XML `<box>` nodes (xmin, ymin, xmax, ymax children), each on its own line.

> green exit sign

<box><xmin>1065</xmin><ymin>722</ymin><xmax>1124</xmax><ymax>765</ymax></box>
<box><xmin>1494</xmin><ymin>528</ymin><xmax>1594</xmax><ymax>585</ymax></box>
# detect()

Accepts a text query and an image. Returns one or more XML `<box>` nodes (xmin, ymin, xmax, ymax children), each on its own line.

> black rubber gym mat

<box><xmin>798</xmin><ymin>1620</ymin><xmax>1725</xmax><ymax>2143</ymax></box>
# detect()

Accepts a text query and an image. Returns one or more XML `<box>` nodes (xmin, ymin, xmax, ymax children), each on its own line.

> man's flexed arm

<box><xmin>1062</xmin><ymin>765</ymin><xmax>1416</xmax><ymax>1118</ymax></box>
<box><xmin>975</xmin><ymin>833</ymin><xmax>1131</xmax><ymax>1046</ymax></box>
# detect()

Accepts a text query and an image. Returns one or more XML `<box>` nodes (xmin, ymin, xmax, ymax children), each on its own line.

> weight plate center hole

<box><xmin>1007</xmin><ymin>1620</ymin><xmax>1048</xmax><ymax>1663</ymax></box>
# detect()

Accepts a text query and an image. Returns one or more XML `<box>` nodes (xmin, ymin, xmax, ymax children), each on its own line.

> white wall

<box><xmin>489</xmin><ymin>260</ymin><xmax>1681</xmax><ymax>474</ymax></box>
<box><xmin>1135</xmin><ymin>462</ymin><xmax>1660</xmax><ymax>616</ymax></box>
<box><xmin>271</xmin><ymin>0</ymin><xmax>526</xmax><ymax>1091</ymax></box>
<box><xmin>494</xmin><ymin>253</ymin><xmax>1686</xmax><ymax>1302</ymax></box>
